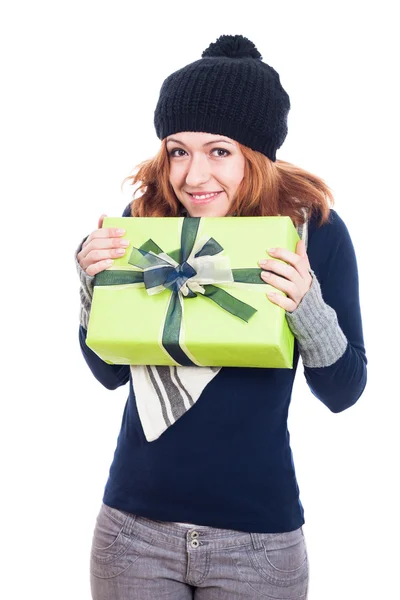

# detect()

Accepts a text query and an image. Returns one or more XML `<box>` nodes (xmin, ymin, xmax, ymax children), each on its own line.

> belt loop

<box><xmin>250</xmin><ymin>532</ymin><xmax>263</xmax><ymax>550</ymax></box>
<box><xmin>122</xmin><ymin>513</ymin><xmax>137</xmax><ymax>537</ymax></box>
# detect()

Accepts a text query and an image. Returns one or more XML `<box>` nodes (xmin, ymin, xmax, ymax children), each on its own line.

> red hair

<box><xmin>122</xmin><ymin>140</ymin><xmax>333</xmax><ymax>225</ymax></box>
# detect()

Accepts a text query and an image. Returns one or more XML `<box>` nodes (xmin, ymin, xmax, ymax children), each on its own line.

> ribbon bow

<box><xmin>94</xmin><ymin>217</ymin><xmax>265</xmax><ymax>366</ymax></box>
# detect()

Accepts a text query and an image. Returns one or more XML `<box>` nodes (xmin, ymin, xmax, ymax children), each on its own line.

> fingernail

<box><xmin>267</xmin><ymin>292</ymin><xmax>276</xmax><ymax>298</ymax></box>
<box><xmin>116</xmin><ymin>228</ymin><xmax>126</xmax><ymax>235</ymax></box>
<box><xmin>262</xmin><ymin>271</ymin><xmax>271</xmax><ymax>279</ymax></box>
<box><xmin>105</xmin><ymin>259</ymin><xmax>114</xmax><ymax>266</ymax></box>
<box><xmin>268</xmin><ymin>248</ymin><xmax>276</xmax><ymax>254</ymax></box>
<box><xmin>258</xmin><ymin>260</ymin><xmax>268</xmax><ymax>266</ymax></box>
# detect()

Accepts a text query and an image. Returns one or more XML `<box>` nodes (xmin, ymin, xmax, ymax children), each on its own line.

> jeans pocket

<box><xmin>261</xmin><ymin>528</ymin><xmax>308</xmax><ymax>579</ymax></box>
<box><xmin>90</xmin><ymin>504</ymin><xmax>153</xmax><ymax>579</ymax></box>
<box><xmin>91</xmin><ymin>504</ymin><xmax>133</xmax><ymax>563</ymax></box>
<box><xmin>231</xmin><ymin>528</ymin><xmax>308</xmax><ymax>598</ymax></box>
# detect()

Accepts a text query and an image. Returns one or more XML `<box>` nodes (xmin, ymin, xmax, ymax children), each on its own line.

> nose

<box><xmin>185</xmin><ymin>154</ymin><xmax>211</xmax><ymax>187</ymax></box>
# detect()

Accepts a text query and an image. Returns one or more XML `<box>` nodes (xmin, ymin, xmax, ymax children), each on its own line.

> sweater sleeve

<box><xmin>75</xmin><ymin>235</ymin><xmax>94</xmax><ymax>330</ymax></box>
<box><xmin>286</xmin><ymin>210</ymin><xmax>367</xmax><ymax>413</ymax></box>
<box><xmin>76</xmin><ymin>202</ymin><xmax>132</xmax><ymax>390</ymax></box>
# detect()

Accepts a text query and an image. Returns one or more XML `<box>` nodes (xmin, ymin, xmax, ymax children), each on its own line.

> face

<box><xmin>166</xmin><ymin>131</ymin><xmax>245</xmax><ymax>217</ymax></box>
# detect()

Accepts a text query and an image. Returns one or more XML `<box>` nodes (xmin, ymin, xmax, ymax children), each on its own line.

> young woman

<box><xmin>76</xmin><ymin>34</ymin><xmax>367</xmax><ymax>600</ymax></box>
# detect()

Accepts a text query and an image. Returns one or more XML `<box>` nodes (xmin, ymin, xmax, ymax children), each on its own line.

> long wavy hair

<box><xmin>122</xmin><ymin>140</ymin><xmax>333</xmax><ymax>226</ymax></box>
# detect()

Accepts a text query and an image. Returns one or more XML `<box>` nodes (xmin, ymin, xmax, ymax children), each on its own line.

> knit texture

<box><xmin>75</xmin><ymin>236</ymin><xmax>94</xmax><ymax>330</ymax></box>
<box><xmin>286</xmin><ymin>275</ymin><xmax>348</xmax><ymax>367</ymax></box>
<box><xmin>154</xmin><ymin>35</ymin><xmax>290</xmax><ymax>161</ymax></box>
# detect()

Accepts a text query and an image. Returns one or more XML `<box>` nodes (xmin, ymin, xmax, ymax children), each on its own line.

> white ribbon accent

<box><xmin>152</xmin><ymin>235</ymin><xmax>235</xmax><ymax>294</ymax></box>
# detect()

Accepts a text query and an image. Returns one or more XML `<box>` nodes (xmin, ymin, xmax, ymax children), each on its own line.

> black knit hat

<box><xmin>154</xmin><ymin>35</ymin><xmax>290</xmax><ymax>161</ymax></box>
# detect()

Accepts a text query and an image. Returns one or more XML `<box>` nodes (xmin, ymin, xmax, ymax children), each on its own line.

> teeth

<box><xmin>191</xmin><ymin>192</ymin><xmax>219</xmax><ymax>200</ymax></box>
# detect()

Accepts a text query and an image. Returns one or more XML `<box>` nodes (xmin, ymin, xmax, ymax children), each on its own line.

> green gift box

<box><xmin>86</xmin><ymin>216</ymin><xmax>299</xmax><ymax>368</ymax></box>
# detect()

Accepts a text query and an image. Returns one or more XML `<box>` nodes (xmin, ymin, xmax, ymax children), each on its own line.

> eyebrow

<box><xmin>166</xmin><ymin>137</ymin><xmax>234</xmax><ymax>147</ymax></box>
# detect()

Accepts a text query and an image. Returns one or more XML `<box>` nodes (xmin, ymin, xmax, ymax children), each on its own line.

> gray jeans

<box><xmin>90</xmin><ymin>503</ymin><xmax>309</xmax><ymax>599</ymax></box>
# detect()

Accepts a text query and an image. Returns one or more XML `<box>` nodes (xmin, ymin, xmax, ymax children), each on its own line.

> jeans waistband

<box><xmin>102</xmin><ymin>503</ymin><xmax>292</xmax><ymax>552</ymax></box>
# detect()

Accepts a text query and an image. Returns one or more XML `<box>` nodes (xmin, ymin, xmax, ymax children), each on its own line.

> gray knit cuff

<box><xmin>75</xmin><ymin>236</ymin><xmax>94</xmax><ymax>330</ymax></box>
<box><xmin>285</xmin><ymin>273</ymin><xmax>347</xmax><ymax>368</ymax></box>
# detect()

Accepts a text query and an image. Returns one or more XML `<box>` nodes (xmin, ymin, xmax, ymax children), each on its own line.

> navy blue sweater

<box><xmin>79</xmin><ymin>209</ymin><xmax>367</xmax><ymax>533</ymax></box>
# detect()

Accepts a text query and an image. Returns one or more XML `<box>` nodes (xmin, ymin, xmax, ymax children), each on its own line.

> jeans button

<box><xmin>190</xmin><ymin>539</ymin><xmax>199</xmax><ymax>548</ymax></box>
<box><xmin>190</xmin><ymin>531</ymin><xmax>199</xmax><ymax>539</ymax></box>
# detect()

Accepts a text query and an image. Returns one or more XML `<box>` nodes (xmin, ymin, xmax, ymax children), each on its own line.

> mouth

<box><xmin>186</xmin><ymin>191</ymin><xmax>223</xmax><ymax>205</ymax></box>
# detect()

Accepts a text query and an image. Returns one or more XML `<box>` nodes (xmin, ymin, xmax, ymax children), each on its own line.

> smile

<box><xmin>187</xmin><ymin>191</ymin><xmax>222</xmax><ymax>204</ymax></box>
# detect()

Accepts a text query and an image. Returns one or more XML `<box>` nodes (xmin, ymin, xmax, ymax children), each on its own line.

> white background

<box><xmin>1</xmin><ymin>1</ymin><xmax>399</xmax><ymax>598</ymax></box>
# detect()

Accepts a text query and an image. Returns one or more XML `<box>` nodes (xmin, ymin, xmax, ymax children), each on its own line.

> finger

<box><xmin>268</xmin><ymin>246</ymin><xmax>310</xmax><ymax>279</ymax></box>
<box><xmin>295</xmin><ymin>240</ymin><xmax>312</xmax><ymax>277</ymax></box>
<box><xmin>81</xmin><ymin>226</ymin><xmax>127</xmax><ymax>254</ymax></box>
<box><xmin>259</xmin><ymin>258</ymin><xmax>302</xmax><ymax>286</ymax></box>
<box><xmin>85</xmin><ymin>258</ymin><xmax>115</xmax><ymax>277</ymax></box>
<box><xmin>267</xmin><ymin>247</ymin><xmax>302</xmax><ymax>268</ymax></box>
<box><xmin>260</xmin><ymin>270</ymin><xmax>299</xmax><ymax>301</ymax></box>
<box><xmin>296</xmin><ymin>239</ymin><xmax>307</xmax><ymax>258</ymax></box>
<box><xmin>78</xmin><ymin>235</ymin><xmax>129</xmax><ymax>271</ymax></box>
<box><xmin>98</xmin><ymin>213</ymin><xmax>107</xmax><ymax>229</ymax></box>
<box><xmin>266</xmin><ymin>291</ymin><xmax>297</xmax><ymax>313</ymax></box>
<box><xmin>82</xmin><ymin>216</ymin><xmax>107</xmax><ymax>251</ymax></box>
<box><xmin>296</xmin><ymin>240</ymin><xmax>311</xmax><ymax>277</ymax></box>
<box><xmin>80</xmin><ymin>244</ymin><xmax>129</xmax><ymax>270</ymax></box>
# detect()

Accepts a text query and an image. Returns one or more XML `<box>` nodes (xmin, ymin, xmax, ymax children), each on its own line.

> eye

<box><xmin>211</xmin><ymin>148</ymin><xmax>230</xmax><ymax>158</ymax></box>
<box><xmin>169</xmin><ymin>148</ymin><xmax>187</xmax><ymax>157</ymax></box>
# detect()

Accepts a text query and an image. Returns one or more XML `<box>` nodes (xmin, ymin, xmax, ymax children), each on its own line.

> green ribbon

<box><xmin>94</xmin><ymin>217</ymin><xmax>265</xmax><ymax>366</ymax></box>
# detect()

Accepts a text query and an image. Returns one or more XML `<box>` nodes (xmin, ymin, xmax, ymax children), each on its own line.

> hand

<box><xmin>77</xmin><ymin>214</ymin><xmax>130</xmax><ymax>276</ymax></box>
<box><xmin>258</xmin><ymin>240</ymin><xmax>312</xmax><ymax>313</ymax></box>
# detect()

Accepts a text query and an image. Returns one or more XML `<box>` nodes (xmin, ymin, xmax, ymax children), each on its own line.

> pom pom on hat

<box><xmin>202</xmin><ymin>34</ymin><xmax>262</xmax><ymax>60</ymax></box>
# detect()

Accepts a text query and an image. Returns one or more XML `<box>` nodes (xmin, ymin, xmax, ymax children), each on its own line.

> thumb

<box><xmin>296</xmin><ymin>239</ymin><xmax>307</xmax><ymax>258</ymax></box>
<box><xmin>98</xmin><ymin>213</ymin><xmax>107</xmax><ymax>229</ymax></box>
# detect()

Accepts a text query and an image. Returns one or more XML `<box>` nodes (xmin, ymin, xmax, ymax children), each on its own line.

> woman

<box><xmin>76</xmin><ymin>34</ymin><xmax>367</xmax><ymax>600</ymax></box>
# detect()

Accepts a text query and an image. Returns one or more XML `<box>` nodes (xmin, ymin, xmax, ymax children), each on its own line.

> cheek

<box><xmin>225</xmin><ymin>156</ymin><xmax>245</xmax><ymax>184</ymax></box>
<box><xmin>224</xmin><ymin>166</ymin><xmax>245</xmax><ymax>192</ymax></box>
<box><xmin>168</xmin><ymin>164</ymin><xmax>185</xmax><ymax>190</ymax></box>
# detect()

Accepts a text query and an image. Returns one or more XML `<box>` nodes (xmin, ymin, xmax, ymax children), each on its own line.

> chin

<box><xmin>183</xmin><ymin>202</ymin><xmax>231</xmax><ymax>218</ymax></box>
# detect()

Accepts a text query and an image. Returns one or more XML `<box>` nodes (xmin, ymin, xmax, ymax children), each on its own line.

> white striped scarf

<box><xmin>132</xmin><ymin>215</ymin><xmax>308</xmax><ymax>442</ymax></box>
